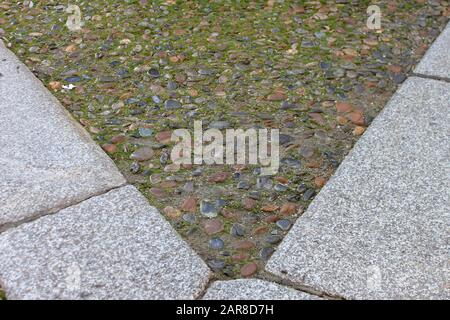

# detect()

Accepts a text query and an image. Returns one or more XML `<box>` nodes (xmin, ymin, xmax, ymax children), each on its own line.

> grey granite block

<box><xmin>415</xmin><ymin>22</ymin><xmax>450</xmax><ymax>79</ymax></box>
<box><xmin>203</xmin><ymin>279</ymin><xmax>320</xmax><ymax>300</ymax></box>
<box><xmin>266</xmin><ymin>77</ymin><xmax>450</xmax><ymax>300</ymax></box>
<box><xmin>0</xmin><ymin>42</ymin><xmax>126</xmax><ymax>229</ymax></box>
<box><xmin>0</xmin><ymin>185</ymin><xmax>212</xmax><ymax>300</ymax></box>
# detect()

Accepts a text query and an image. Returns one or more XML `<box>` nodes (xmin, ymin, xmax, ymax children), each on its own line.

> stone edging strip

<box><xmin>202</xmin><ymin>279</ymin><xmax>321</xmax><ymax>300</ymax></box>
<box><xmin>414</xmin><ymin>22</ymin><xmax>450</xmax><ymax>79</ymax></box>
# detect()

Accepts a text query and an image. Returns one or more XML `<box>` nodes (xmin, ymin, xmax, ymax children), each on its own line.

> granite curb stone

<box><xmin>0</xmin><ymin>185</ymin><xmax>212</xmax><ymax>300</ymax></box>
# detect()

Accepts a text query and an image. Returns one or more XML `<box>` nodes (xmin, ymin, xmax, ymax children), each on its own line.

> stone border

<box><xmin>414</xmin><ymin>22</ymin><xmax>450</xmax><ymax>80</ymax></box>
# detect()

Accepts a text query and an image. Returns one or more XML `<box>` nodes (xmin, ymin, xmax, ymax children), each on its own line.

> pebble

<box><xmin>181</xmin><ymin>197</ymin><xmax>197</xmax><ymax>213</ymax></box>
<box><xmin>152</xmin><ymin>95</ymin><xmax>162</xmax><ymax>104</ymax></box>
<box><xmin>280</xmin><ymin>203</ymin><xmax>296</xmax><ymax>215</ymax></box>
<box><xmin>147</xmin><ymin>68</ymin><xmax>160</xmax><ymax>78</ymax></box>
<box><xmin>274</xmin><ymin>183</ymin><xmax>288</xmax><ymax>192</ymax></box>
<box><xmin>259</xmin><ymin>247</ymin><xmax>274</xmax><ymax>260</ymax></box>
<box><xmin>302</xmin><ymin>189</ymin><xmax>315</xmax><ymax>201</ymax></box>
<box><xmin>281</xmin><ymin>158</ymin><xmax>301</xmax><ymax>169</ymax></box>
<box><xmin>230</xmin><ymin>223</ymin><xmax>245</xmax><ymax>237</ymax></box>
<box><xmin>237</xmin><ymin>181</ymin><xmax>250</xmax><ymax>190</ymax></box>
<box><xmin>296</xmin><ymin>183</ymin><xmax>307</xmax><ymax>193</ymax></box>
<box><xmin>279</xmin><ymin>134</ymin><xmax>294</xmax><ymax>145</ymax></box>
<box><xmin>265</xmin><ymin>235</ymin><xmax>282</xmax><ymax>244</ymax></box>
<box><xmin>182</xmin><ymin>181</ymin><xmax>194</xmax><ymax>193</ymax></box>
<box><xmin>203</xmin><ymin>219</ymin><xmax>224</xmax><ymax>235</ymax></box>
<box><xmin>276</xmin><ymin>219</ymin><xmax>292</xmax><ymax>231</ymax></box>
<box><xmin>240</xmin><ymin>262</ymin><xmax>258</xmax><ymax>277</ymax></box>
<box><xmin>129</xmin><ymin>162</ymin><xmax>140</xmax><ymax>174</ymax></box>
<box><xmin>242</xmin><ymin>198</ymin><xmax>257</xmax><ymax>210</ymax></box>
<box><xmin>65</xmin><ymin>76</ymin><xmax>81</xmax><ymax>83</ymax></box>
<box><xmin>163</xmin><ymin>206</ymin><xmax>182</xmax><ymax>219</ymax></box>
<box><xmin>138</xmin><ymin>128</ymin><xmax>154</xmax><ymax>137</ymax></box>
<box><xmin>102</xmin><ymin>144</ymin><xmax>117</xmax><ymax>154</ymax></box>
<box><xmin>182</xmin><ymin>213</ymin><xmax>196</xmax><ymax>224</ymax></box>
<box><xmin>209</xmin><ymin>238</ymin><xmax>225</xmax><ymax>250</ymax></box>
<box><xmin>208</xmin><ymin>259</ymin><xmax>225</xmax><ymax>271</ymax></box>
<box><xmin>164</xmin><ymin>99</ymin><xmax>182</xmax><ymax>110</ymax></box>
<box><xmin>200</xmin><ymin>200</ymin><xmax>219</xmax><ymax>218</ymax></box>
<box><xmin>130</xmin><ymin>147</ymin><xmax>154</xmax><ymax>161</ymax></box>
<box><xmin>208</xmin><ymin>172</ymin><xmax>229</xmax><ymax>183</ymax></box>
<box><xmin>299</xmin><ymin>145</ymin><xmax>315</xmax><ymax>158</ymax></box>
<box><xmin>234</xmin><ymin>240</ymin><xmax>255</xmax><ymax>250</ymax></box>
<box><xmin>256</xmin><ymin>177</ymin><xmax>272</xmax><ymax>190</ymax></box>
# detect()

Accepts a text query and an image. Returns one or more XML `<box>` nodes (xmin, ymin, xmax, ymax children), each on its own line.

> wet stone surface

<box><xmin>0</xmin><ymin>1</ymin><xmax>448</xmax><ymax>280</ymax></box>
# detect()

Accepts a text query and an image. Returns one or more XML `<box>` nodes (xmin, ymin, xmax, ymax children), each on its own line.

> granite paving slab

<box><xmin>0</xmin><ymin>185</ymin><xmax>212</xmax><ymax>300</ymax></box>
<box><xmin>266</xmin><ymin>77</ymin><xmax>450</xmax><ymax>300</ymax></box>
<box><xmin>415</xmin><ymin>22</ymin><xmax>450</xmax><ymax>79</ymax></box>
<box><xmin>0</xmin><ymin>40</ymin><xmax>126</xmax><ymax>230</ymax></box>
<box><xmin>203</xmin><ymin>279</ymin><xmax>320</xmax><ymax>300</ymax></box>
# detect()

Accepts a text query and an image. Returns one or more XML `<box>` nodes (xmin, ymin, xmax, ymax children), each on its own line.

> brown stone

<box><xmin>240</xmin><ymin>262</ymin><xmax>258</xmax><ymax>277</ymax></box>
<box><xmin>233</xmin><ymin>240</ymin><xmax>255</xmax><ymax>250</ymax></box>
<box><xmin>347</xmin><ymin>111</ymin><xmax>365</xmax><ymax>126</ymax></box>
<box><xmin>208</xmin><ymin>172</ymin><xmax>229</xmax><ymax>183</ymax></box>
<box><xmin>280</xmin><ymin>203</ymin><xmax>296</xmax><ymax>215</ymax></box>
<box><xmin>163</xmin><ymin>206</ymin><xmax>182</xmax><ymax>219</ymax></box>
<box><xmin>306</xmin><ymin>160</ymin><xmax>321</xmax><ymax>168</ymax></box>
<box><xmin>264</xmin><ymin>215</ymin><xmax>280</xmax><ymax>223</ymax></box>
<box><xmin>149</xmin><ymin>188</ymin><xmax>166</xmax><ymax>199</ymax></box>
<box><xmin>274</xmin><ymin>176</ymin><xmax>289</xmax><ymax>184</ymax></box>
<box><xmin>232</xmin><ymin>253</ymin><xmax>249</xmax><ymax>262</ymax></box>
<box><xmin>353</xmin><ymin>126</ymin><xmax>366</xmax><ymax>136</ymax></box>
<box><xmin>261</xmin><ymin>204</ymin><xmax>279</xmax><ymax>212</ymax></box>
<box><xmin>130</xmin><ymin>147</ymin><xmax>154</xmax><ymax>161</ymax></box>
<box><xmin>180</xmin><ymin>197</ymin><xmax>197</xmax><ymax>212</ymax></box>
<box><xmin>175</xmin><ymin>73</ymin><xmax>187</xmax><ymax>83</ymax></box>
<box><xmin>242</xmin><ymin>198</ymin><xmax>257</xmax><ymax>210</ymax></box>
<box><xmin>101</xmin><ymin>144</ymin><xmax>117</xmax><ymax>154</ymax></box>
<box><xmin>64</xmin><ymin>44</ymin><xmax>77</xmax><ymax>53</ymax></box>
<box><xmin>336</xmin><ymin>102</ymin><xmax>353</xmax><ymax>113</ymax></box>
<box><xmin>155</xmin><ymin>131</ymin><xmax>172</xmax><ymax>144</ymax></box>
<box><xmin>337</xmin><ymin>115</ymin><xmax>348</xmax><ymax>125</ymax></box>
<box><xmin>267</xmin><ymin>92</ymin><xmax>286</xmax><ymax>101</ymax></box>
<box><xmin>160</xmin><ymin>181</ymin><xmax>177</xmax><ymax>189</ymax></box>
<box><xmin>253</xmin><ymin>226</ymin><xmax>269</xmax><ymax>235</ymax></box>
<box><xmin>387</xmin><ymin>65</ymin><xmax>402</xmax><ymax>74</ymax></box>
<box><xmin>48</xmin><ymin>81</ymin><xmax>61</xmax><ymax>91</ymax></box>
<box><xmin>169</xmin><ymin>55</ymin><xmax>180</xmax><ymax>63</ymax></box>
<box><xmin>203</xmin><ymin>219</ymin><xmax>224</xmax><ymax>235</ymax></box>
<box><xmin>309</xmin><ymin>113</ymin><xmax>325</xmax><ymax>125</ymax></box>
<box><xmin>221</xmin><ymin>208</ymin><xmax>236</xmax><ymax>219</ymax></box>
<box><xmin>314</xmin><ymin>177</ymin><xmax>327</xmax><ymax>188</ymax></box>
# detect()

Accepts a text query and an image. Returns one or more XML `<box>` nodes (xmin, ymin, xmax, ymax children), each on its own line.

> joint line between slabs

<box><xmin>0</xmin><ymin>183</ymin><xmax>128</xmax><ymax>234</ymax></box>
<box><xmin>411</xmin><ymin>72</ymin><xmax>450</xmax><ymax>84</ymax></box>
